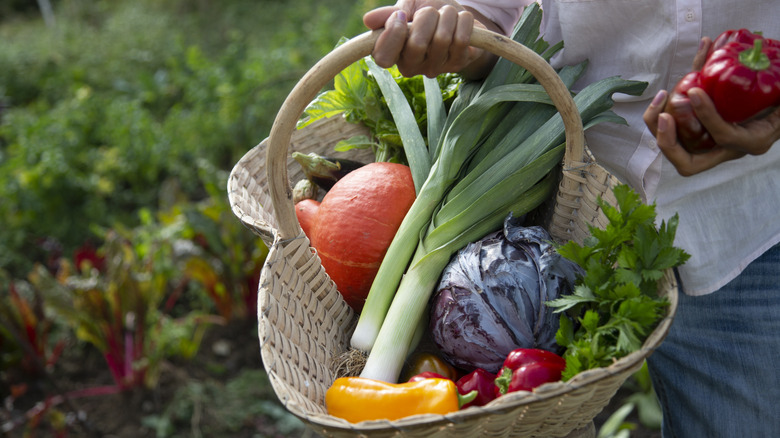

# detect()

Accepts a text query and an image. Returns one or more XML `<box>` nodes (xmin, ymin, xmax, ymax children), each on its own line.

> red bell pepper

<box><xmin>455</xmin><ymin>368</ymin><xmax>497</xmax><ymax>408</ymax></box>
<box><xmin>493</xmin><ymin>348</ymin><xmax>566</xmax><ymax>395</ymax></box>
<box><xmin>664</xmin><ymin>71</ymin><xmax>716</xmax><ymax>153</ymax></box>
<box><xmin>708</xmin><ymin>28</ymin><xmax>780</xmax><ymax>57</ymax></box>
<box><xmin>700</xmin><ymin>36</ymin><xmax>780</xmax><ymax>123</ymax></box>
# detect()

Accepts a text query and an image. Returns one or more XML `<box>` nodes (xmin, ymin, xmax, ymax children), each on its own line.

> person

<box><xmin>363</xmin><ymin>1</ymin><xmax>780</xmax><ymax>437</ymax></box>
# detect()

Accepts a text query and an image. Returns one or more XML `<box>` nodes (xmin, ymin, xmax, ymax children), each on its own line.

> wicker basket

<box><xmin>228</xmin><ymin>28</ymin><xmax>678</xmax><ymax>438</ymax></box>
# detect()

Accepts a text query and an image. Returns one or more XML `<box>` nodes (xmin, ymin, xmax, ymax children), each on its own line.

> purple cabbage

<box><xmin>429</xmin><ymin>215</ymin><xmax>582</xmax><ymax>373</ymax></box>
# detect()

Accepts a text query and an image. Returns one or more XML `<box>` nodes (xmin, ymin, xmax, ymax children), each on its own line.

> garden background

<box><xmin>0</xmin><ymin>1</ymin><xmax>660</xmax><ymax>436</ymax></box>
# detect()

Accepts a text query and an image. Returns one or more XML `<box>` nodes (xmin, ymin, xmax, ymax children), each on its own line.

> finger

<box><xmin>655</xmin><ymin>113</ymin><xmax>683</xmax><ymax>160</ymax></box>
<box><xmin>443</xmin><ymin>11</ymin><xmax>476</xmax><ymax>73</ymax></box>
<box><xmin>687</xmin><ymin>88</ymin><xmax>780</xmax><ymax>156</ymax></box>
<box><xmin>372</xmin><ymin>10</ymin><xmax>409</xmax><ymax>69</ymax></box>
<box><xmin>753</xmin><ymin>105</ymin><xmax>780</xmax><ymax>148</ymax></box>
<box><xmin>422</xmin><ymin>5</ymin><xmax>458</xmax><ymax>76</ymax></box>
<box><xmin>363</xmin><ymin>6</ymin><xmax>400</xmax><ymax>30</ymax></box>
<box><xmin>397</xmin><ymin>7</ymin><xmax>438</xmax><ymax>76</ymax></box>
<box><xmin>395</xmin><ymin>0</ymin><xmax>416</xmax><ymax>16</ymax></box>
<box><xmin>725</xmin><ymin>104</ymin><xmax>780</xmax><ymax>155</ymax></box>
<box><xmin>656</xmin><ymin>113</ymin><xmax>744</xmax><ymax>176</ymax></box>
<box><xmin>688</xmin><ymin>87</ymin><xmax>723</xmax><ymax>126</ymax></box>
<box><xmin>643</xmin><ymin>89</ymin><xmax>668</xmax><ymax>135</ymax></box>
<box><xmin>691</xmin><ymin>37</ymin><xmax>712</xmax><ymax>71</ymax></box>
<box><xmin>687</xmin><ymin>87</ymin><xmax>751</xmax><ymax>150</ymax></box>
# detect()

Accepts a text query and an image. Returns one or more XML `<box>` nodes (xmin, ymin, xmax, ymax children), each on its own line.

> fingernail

<box><xmin>652</xmin><ymin>90</ymin><xmax>667</xmax><ymax>107</ymax></box>
<box><xmin>699</xmin><ymin>38</ymin><xmax>706</xmax><ymax>51</ymax></box>
<box><xmin>396</xmin><ymin>10</ymin><xmax>407</xmax><ymax>23</ymax></box>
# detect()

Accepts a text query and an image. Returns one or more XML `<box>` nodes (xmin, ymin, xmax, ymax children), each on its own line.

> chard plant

<box><xmin>31</xmin><ymin>226</ymin><xmax>219</xmax><ymax>390</ymax></box>
<box><xmin>172</xmin><ymin>169</ymin><xmax>269</xmax><ymax>321</ymax></box>
<box><xmin>0</xmin><ymin>276</ymin><xmax>65</xmax><ymax>377</ymax></box>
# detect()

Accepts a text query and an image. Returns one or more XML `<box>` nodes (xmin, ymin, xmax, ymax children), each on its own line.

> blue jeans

<box><xmin>647</xmin><ymin>244</ymin><xmax>780</xmax><ymax>438</ymax></box>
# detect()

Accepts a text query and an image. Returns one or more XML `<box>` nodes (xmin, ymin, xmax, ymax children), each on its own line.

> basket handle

<box><xmin>266</xmin><ymin>27</ymin><xmax>585</xmax><ymax>241</ymax></box>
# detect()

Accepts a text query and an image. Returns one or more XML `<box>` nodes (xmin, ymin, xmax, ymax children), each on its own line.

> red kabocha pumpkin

<box><xmin>308</xmin><ymin>162</ymin><xmax>416</xmax><ymax>312</ymax></box>
<box><xmin>294</xmin><ymin>198</ymin><xmax>320</xmax><ymax>237</ymax></box>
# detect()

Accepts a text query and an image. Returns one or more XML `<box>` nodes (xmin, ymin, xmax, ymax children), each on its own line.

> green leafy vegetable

<box><xmin>548</xmin><ymin>184</ymin><xmax>690</xmax><ymax>380</ymax></box>
<box><xmin>364</xmin><ymin>56</ymin><xmax>431</xmax><ymax>192</ymax></box>
<box><xmin>298</xmin><ymin>38</ymin><xmax>461</xmax><ymax>164</ymax></box>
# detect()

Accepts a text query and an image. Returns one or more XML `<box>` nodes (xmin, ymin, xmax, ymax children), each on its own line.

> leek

<box><xmin>365</xmin><ymin>57</ymin><xmax>430</xmax><ymax>192</ymax></box>
<box><xmin>424</xmin><ymin>75</ymin><xmax>447</xmax><ymax>163</ymax></box>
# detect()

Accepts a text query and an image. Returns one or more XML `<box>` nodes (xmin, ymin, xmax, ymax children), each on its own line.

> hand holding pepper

<box><xmin>645</xmin><ymin>32</ymin><xmax>780</xmax><ymax>176</ymax></box>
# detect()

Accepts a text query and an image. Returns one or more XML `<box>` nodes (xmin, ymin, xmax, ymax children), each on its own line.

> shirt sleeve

<box><xmin>458</xmin><ymin>0</ymin><xmax>533</xmax><ymax>35</ymax></box>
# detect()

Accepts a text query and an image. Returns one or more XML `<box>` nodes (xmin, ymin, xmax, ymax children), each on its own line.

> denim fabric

<box><xmin>647</xmin><ymin>244</ymin><xmax>780</xmax><ymax>438</ymax></box>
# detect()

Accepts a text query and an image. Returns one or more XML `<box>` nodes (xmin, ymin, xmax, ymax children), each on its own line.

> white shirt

<box><xmin>460</xmin><ymin>0</ymin><xmax>780</xmax><ymax>295</ymax></box>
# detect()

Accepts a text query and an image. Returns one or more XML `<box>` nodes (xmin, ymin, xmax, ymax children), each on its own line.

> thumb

<box><xmin>363</xmin><ymin>6</ymin><xmax>400</xmax><ymax>30</ymax></box>
<box><xmin>364</xmin><ymin>0</ymin><xmax>415</xmax><ymax>30</ymax></box>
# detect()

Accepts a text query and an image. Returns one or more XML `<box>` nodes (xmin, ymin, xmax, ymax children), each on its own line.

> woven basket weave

<box><xmin>228</xmin><ymin>27</ymin><xmax>678</xmax><ymax>438</ymax></box>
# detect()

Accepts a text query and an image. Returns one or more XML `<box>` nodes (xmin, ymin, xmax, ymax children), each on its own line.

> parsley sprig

<box><xmin>547</xmin><ymin>184</ymin><xmax>690</xmax><ymax>380</ymax></box>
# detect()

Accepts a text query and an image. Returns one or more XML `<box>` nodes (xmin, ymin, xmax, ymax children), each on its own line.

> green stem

<box><xmin>458</xmin><ymin>390</ymin><xmax>479</xmax><ymax>408</ymax></box>
<box><xmin>739</xmin><ymin>38</ymin><xmax>770</xmax><ymax>71</ymax></box>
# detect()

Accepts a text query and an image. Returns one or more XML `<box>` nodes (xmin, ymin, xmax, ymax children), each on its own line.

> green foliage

<box><xmin>142</xmin><ymin>369</ymin><xmax>307</xmax><ymax>438</ymax></box>
<box><xmin>0</xmin><ymin>275</ymin><xmax>66</xmax><ymax>375</ymax></box>
<box><xmin>163</xmin><ymin>166</ymin><xmax>270</xmax><ymax>320</ymax></box>
<box><xmin>0</xmin><ymin>0</ymin><xmax>366</xmax><ymax>433</ymax></box>
<box><xmin>597</xmin><ymin>362</ymin><xmax>662</xmax><ymax>437</ymax></box>
<box><xmin>299</xmin><ymin>43</ymin><xmax>462</xmax><ymax>163</ymax></box>
<box><xmin>548</xmin><ymin>184</ymin><xmax>690</xmax><ymax>380</ymax></box>
<box><xmin>6</xmin><ymin>159</ymin><xmax>267</xmax><ymax>387</ymax></box>
<box><xmin>0</xmin><ymin>0</ymin><xmax>365</xmax><ymax>276</ymax></box>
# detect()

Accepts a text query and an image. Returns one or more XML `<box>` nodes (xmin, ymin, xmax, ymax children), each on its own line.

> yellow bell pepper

<box><xmin>325</xmin><ymin>376</ymin><xmax>460</xmax><ymax>423</ymax></box>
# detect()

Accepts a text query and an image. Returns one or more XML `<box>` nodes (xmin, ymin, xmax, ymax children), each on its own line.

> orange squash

<box><xmin>310</xmin><ymin>162</ymin><xmax>416</xmax><ymax>312</ymax></box>
<box><xmin>295</xmin><ymin>198</ymin><xmax>320</xmax><ymax>237</ymax></box>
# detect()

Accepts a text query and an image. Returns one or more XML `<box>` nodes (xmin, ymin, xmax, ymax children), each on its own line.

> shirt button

<box><xmin>685</xmin><ymin>8</ymin><xmax>696</xmax><ymax>22</ymax></box>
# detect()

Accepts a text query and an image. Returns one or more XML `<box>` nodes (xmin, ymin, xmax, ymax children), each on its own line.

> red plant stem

<box><xmin>124</xmin><ymin>321</ymin><xmax>133</xmax><ymax>385</ymax></box>
<box><xmin>104</xmin><ymin>336</ymin><xmax>126</xmax><ymax>388</ymax></box>
<box><xmin>9</xmin><ymin>283</ymin><xmax>43</xmax><ymax>358</ymax></box>
<box><xmin>46</xmin><ymin>339</ymin><xmax>66</xmax><ymax>369</ymax></box>
<box><xmin>163</xmin><ymin>277</ymin><xmax>190</xmax><ymax>312</ymax></box>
